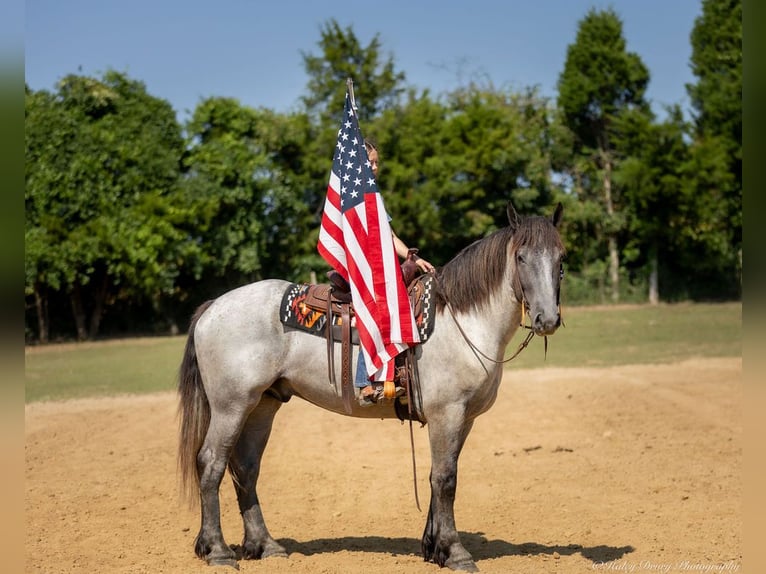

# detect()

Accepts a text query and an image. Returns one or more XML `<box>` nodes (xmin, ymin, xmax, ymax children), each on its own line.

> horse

<box><xmin>178</xmin><ymin>202</ymin><xmax>565</xmax><ymax>572</ymax></box>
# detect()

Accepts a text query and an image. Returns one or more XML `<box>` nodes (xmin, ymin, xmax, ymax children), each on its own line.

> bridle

<box><xmin>433</xmin><ymin>252</ymin><xmax>564</xmax><ymax>366</ymax></box>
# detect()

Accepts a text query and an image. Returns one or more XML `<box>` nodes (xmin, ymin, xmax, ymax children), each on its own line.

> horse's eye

<box><xmin>517</xmin><ymin>254</ymin><xmax>526</xmax><ymax>265</ymax></box>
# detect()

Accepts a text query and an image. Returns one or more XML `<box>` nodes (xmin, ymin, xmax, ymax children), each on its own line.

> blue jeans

<box><xmin>354</xmin><ymin>349</ymin><xmax>369</xmax><ymax>388</ymax></box>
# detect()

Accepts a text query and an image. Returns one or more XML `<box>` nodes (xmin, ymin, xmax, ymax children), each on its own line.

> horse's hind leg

<box><xmin>195</xmin><ymin>404</ymin><xmax>251</xmax><ymax>568</ymax></box>
<box><xmin>229</xmin><ymin>394</ymin><xmax>288</xmax><ymax>560</ymax></box>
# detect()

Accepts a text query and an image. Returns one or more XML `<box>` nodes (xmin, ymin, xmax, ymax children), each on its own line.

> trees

<box><xmin>614</xmin><ymin>107</ymin><xmax>690</xmax><ymax>303</ymax></box>
<box><xmin>556</xmin><ymin>2</ymin><xmax>741</xmax><ymax>304</ymax></box>
<box><xmin>684</xmin><ymin>0</ymin><xmax>742</xmax><ymax>293</ymax></box>
<box><xmin>180</xmin><ymin>97</ymin><xmax>318</xmax><ymax>295</ymax></box>
<box><xmin>371</xmin><ymin>86</ymin><xmax>556</xmax><ymax>265</ymax></box>
<box><xmin>25</xmin><ymin>72</ymin><xmax>188</xmax><ymax>341</ymax></box>
<box><xmin>24</xmin><ymin>13</ymin><xmax>743</xmax><ymax>342</ymax></box>
<box><xmin>301</xmin><ymin>19</ymin><xmax>406</xmax><ymax>126</ymax></box>
<box><xmin>557</xmin><ymin>8</ymin><xmax>651</xmax><ymax>302</ymax></box>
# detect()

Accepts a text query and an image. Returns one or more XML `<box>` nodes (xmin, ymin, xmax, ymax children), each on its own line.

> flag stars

<box><xmin>353</xmin><ymin>177</ymin><xmax>362</xmax><ymax>186</ymax></box>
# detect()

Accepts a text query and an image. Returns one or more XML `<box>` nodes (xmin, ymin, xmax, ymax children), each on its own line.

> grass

<box><xmin>25</xmin><ymin>302</ymin><xmax>742</xmax><ymax>404</ymax></box>
<box><xmin>503</xmin><ymin>302</ymin><xmax>742</xmax><ymax>370</ymax></box>
<box><xmin>25</xmin><ymin>336</ymin><xmax>186</xmax><ymax>403</ymax></box>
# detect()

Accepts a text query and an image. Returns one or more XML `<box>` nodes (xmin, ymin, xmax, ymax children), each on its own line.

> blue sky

<box><xmin>25</xmin><ymin>0</ymin><xmax>702</xmax><ymax>121</ymax></box>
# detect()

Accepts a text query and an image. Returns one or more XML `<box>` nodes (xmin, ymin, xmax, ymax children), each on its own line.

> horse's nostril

<box><xmin>533</xmin><ymin>312</ymin><xmax>560</xmax><ymax>335</ymax></box>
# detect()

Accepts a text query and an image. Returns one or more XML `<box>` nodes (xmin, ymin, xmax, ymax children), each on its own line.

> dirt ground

<box><xmin>25</xmin><ymin>357</ymin><xmax>742</xmax><ymax>574</ymax></box>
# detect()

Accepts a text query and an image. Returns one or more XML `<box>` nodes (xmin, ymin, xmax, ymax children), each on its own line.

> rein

<box><xmin>432</xmin><ymin>272</ymin><xmax>536</xmax><ymax>366</ymax></box>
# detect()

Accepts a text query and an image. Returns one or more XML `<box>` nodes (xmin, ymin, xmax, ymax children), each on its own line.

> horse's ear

<box><xmin>551</xmin><ymin>202</ymin><xmax>563</xmax><ymax>228</ymax></box>
<box><xmin>507</xmin><ymin>202</ymin><xmax>522</xmax><ymax>231</ymax></box>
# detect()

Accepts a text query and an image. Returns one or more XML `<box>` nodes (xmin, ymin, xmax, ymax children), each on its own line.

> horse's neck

<box><xmin>451</xmin><ymin>271</ymin><xmax>523</xmax><ymax>354</ymax></box>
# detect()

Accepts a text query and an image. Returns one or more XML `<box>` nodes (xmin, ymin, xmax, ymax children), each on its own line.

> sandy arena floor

<box><xmin>25</xmin><ymin>357</ymin><xmax>742</xmax><ymax>574</ymax></box>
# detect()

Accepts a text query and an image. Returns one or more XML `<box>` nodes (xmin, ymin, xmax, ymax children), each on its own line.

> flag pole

<box><xmin>346</xmin><ymin>77</ymin><xmax>358</xmax><ymax>113</ymax></box>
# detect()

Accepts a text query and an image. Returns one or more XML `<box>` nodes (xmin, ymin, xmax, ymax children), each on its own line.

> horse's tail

<box><xmin>177</xmin><ymin>299</ymin><xmax>215</xmax><ymax>506</ymax></box>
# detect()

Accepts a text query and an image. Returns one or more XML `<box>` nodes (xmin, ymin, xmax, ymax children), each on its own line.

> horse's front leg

<box><xmin>422</xmin><ymin>408</ymin><xmax>478</xmax><ymax>572</ymax></box>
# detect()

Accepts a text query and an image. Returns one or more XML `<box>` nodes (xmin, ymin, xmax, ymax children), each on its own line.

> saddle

<box><xmin>304</xmin><ymin>249</ymin><xmax>425</xmax><ymax>414</ymax></box>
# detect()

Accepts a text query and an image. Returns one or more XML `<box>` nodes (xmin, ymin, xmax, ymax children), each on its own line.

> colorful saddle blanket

<box><xmin>279</xmin><ymin>275</ymin><xmax>436</xmax><ymax>343</ymax></box>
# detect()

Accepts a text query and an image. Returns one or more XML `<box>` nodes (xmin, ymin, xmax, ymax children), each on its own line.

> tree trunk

<box><xmin>648</xmin><ymin>247</ymin><xmax>659</xmax><ymax>305</ymax></box>
<box><xmin>34</xmin><ymin>287</ymin><xmax>49</xmax><ymax>344</ymax></box>
<box><xmin>70</xmin><ymin>283</ymin><xmax>88</xmax><ymax>341</ymax></box>
<box><xmin>88</xmin><ymin>273</ymin><xmax>109</xmax><ymax>339</ymax></box>
<box><xmin>607</xmin><ymin>236</ymin><xmax>619</xmax><ymax>302</ymax></box>
<box><xmin>602</xmin><ymin>153</ymin><xmax>620</xmax><ymax>303</ymax></box>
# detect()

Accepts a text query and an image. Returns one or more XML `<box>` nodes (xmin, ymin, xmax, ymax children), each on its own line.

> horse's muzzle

<box><xmin>533</xmin><ymin>311</ymin><xmax>561</xmax><ymax>336</ymax></box>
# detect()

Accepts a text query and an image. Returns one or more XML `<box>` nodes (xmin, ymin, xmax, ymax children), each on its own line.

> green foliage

<box><xmin>683</xmin><ymin>0</ymin><xmax>742</xmax><ymax>289</ymax></box>
<box><xmin>688</xmin><ymin>0</ymin><xmax>742</xmax><ymax>151</ymax></box>
<box><xmin>24</xmin><ymin>15</ymin><xmax>742</xmax><ymax>342</ymax></box>
<box><xmin>301</xmin><ymin>19</ymin><xmax>406</xmax><ymax>126</ymax></box>
<box><xmin>555</xmin><ymin>8</ymin><xmax>652</xmax><ymax>303</ymax></box>
<box><xmin>298</xmin><ymin>17</ymin><xmax>410</xmax><ymax>246</ymax></box>
<box><xmin>371</xmin><ymin>86</ymin><xmax>556</xmax><ymax>265</ymax></box>
<box><xmin>25</xmin><ymin>71</ymin><xmax>190</xmax><ymax>341</ymax></box>
<box><xmin>181</xmin><ymin>97</ymin><xmax>321</xmax><ymax>292</ymax></box>
<box><xmin>557</xmin><ymin>8</ymin><xmax>650</xmax><ymax>153</ymax></box>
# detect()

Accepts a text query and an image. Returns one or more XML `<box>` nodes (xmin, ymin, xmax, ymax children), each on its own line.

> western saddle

<box><xmin>303</xmin><ymin>249</ymin><xmax>424</xmax><ymax>415</ymax></box>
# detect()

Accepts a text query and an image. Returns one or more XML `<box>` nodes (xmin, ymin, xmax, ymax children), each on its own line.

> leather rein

<box><xmin>431</xmin><ymin>254</ymin><xmax>564</xmax><ymax>365</ymax></box>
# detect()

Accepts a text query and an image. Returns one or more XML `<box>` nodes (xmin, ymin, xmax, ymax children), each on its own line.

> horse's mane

<box><xmin>435</xmin><ymin>216</ymin><xmax>564</xmax><ymax>314</ymax></box>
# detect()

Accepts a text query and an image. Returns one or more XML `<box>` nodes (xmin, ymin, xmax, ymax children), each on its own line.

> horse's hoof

<box><xmin>261</xmin><ymin>542</ymin><xmax>288</xmax><ymax>559</ymax></box>
<box><xmin>206</xmin><ymin>556</ymin><xmax>240</xmax><ymax>570</ymax></box>
<box><xmin>240</xmin><ymin>540</ymin><xmax>288</xmax><ymax>560</ymax></box>
<box><xmin>446</xmin><ymin>558</ymin><xmax>479</xmax><ymax>572</ymax></box>
<box><xmin>263</xmin><ymin>549</ymin><xmax>288</xmax><ymax>559</ymax></box>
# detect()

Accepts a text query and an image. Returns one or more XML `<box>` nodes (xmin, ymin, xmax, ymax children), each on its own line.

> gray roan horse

<box><xmin>178</xmin><ymin>202</ymin><xmax>565</xmax><ymax>571</ymax></box>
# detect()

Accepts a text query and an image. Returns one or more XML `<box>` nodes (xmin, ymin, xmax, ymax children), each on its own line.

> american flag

<box><xmin>317</xmin><ymin>88</ymin><xmax>419</xmax><ymax>382</ymax></box>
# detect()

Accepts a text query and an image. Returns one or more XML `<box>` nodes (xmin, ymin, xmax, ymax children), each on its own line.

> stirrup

<box><xmin>358</xmin><ymin>383</ymin><xmax>404</xmax><ymax>406</ymax></box>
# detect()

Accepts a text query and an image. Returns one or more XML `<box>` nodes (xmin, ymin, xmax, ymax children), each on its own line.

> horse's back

<box><xmin>196</xmin><ymin>279</ymin><xmax>289</xmax><ymax>335</ymax></box>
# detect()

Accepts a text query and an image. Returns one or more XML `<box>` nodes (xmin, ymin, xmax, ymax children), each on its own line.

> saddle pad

<box><xmin>413</xmin><ymin>274</ymin><xmax>436</xmax><ymax>342</ymax></box>
<box><xmin>280</xmin><ymin>283</ymin><xmax>342</xmax><ymax>338</ymax></box>
<box><xmin>279</xmin><ymin>276</ymin><xmax>436</xmax><ymax>342</ymax></box>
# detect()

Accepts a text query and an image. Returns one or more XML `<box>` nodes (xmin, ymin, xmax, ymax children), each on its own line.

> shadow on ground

<box><xmin>272</xmin><ymin>532</ymin><xmax>634</xmax><ymax>563</ymax></box>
